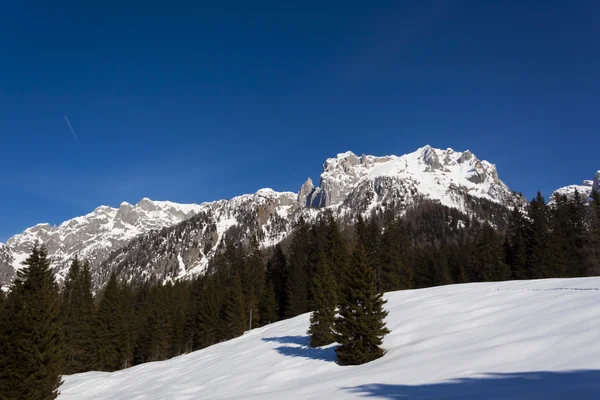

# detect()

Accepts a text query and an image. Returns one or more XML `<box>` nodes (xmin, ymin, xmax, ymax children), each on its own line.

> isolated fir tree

<box><xmin>334</xmin><ymin>243</ymin><xmax>389</xmax><ymax>365</ymax></box>
<box><xmin>93</xmin><ymin>272</ymin><xmax>127</xmax><ymax>371</ymax></box>
<box><xmin>0</xmin><ymin>244</ymin><xmax>63</xmax><ymax>400</ymax></box>
<box><xmin>61</xmin><ymin>257</ymin><xmax>95</xmax><ymax>374</ymax></box>
<box><xmin>307</xmin><ymin>255</ymin><xmax>337</xmax><ymax>347</ymax></box>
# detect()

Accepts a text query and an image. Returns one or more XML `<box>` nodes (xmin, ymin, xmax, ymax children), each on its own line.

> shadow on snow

<box><xmin>262</xmin><ymin>335</ymin><xmax>336</xmax><ymax>362</ymax></box>
<box><xmin>344</xmin><ymin>370</ymin><xmax>600</xmax><ymax>399</ymax></box>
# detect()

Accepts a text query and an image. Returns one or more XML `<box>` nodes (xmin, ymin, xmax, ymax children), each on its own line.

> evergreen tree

<box><xmin>0</xmin><ymin>245</ymin><xmax>63</xmax><ymax>400</ymax></box>
<box><xmin>220</xmin><ymin>274</ymin><xmax>246</xmax><ymax>339</ymax></box>
<box><xmin>61</xmin><ymin>257</ymin><xmax>95</xmax><ymax>374</ymax></box>
<box><xmin>380</xmin><ymin>216</ymin><xmax>412</xmax><ymax>291</ymax></box>
<box><xmin>285</xmin><ymin>217</ymin><xmax>311</xmax><ymax>318</ymax></box>
<box><xmin>259</xmin><ymin>281</ymin><xmax>278</xmax><ymax>326</ymax></box>
<box><xmin>505</xmin><ymin>207</ymin><xmax>530</xmax><ymax>279</ymax></box>
<box><xmin>307</xmin><ymin>255</ymin><xmax>337</xmax><ymax>347</ymax></box>
<box><xmin>587</xmin><ymin>191</ymin><xmax>600</xmax><ymax>275</ymax></box>
<box><xmin>334</xmin><ymin>243</ymin><xmax>389</xmax><ymax>365</ymax></box>
<box><xmin>243</xmin><ymin>237</ymin><xmax>265</xmax><ymax>329</ymax></box>
<box><xmin>93</xmin><ymin>272</ymin><xmax>127</xmax><ymax>371</ymax></box>
<box><xmin>266</xmin><ymin>244</ymin><xmax>288</xmax><ymax>319</ymax></box>
<box><xmin>472</xmin><ymin>223</ymin><xmax>511</xmax><ymax>282</ymax></box>
<box><xmin>527</xmin><ymin>192</ymin><xmax>553</xmax><ymax>278</ymax></box>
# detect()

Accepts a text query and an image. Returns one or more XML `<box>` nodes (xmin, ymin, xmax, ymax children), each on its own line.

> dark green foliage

<box><xmin>243</xmin><ymin>237</ymin><xmax>265</xmax><ymax>329</ymax></box>
<box><xmin>266</xmin><ymin>244</ymin><xmax>287</xmax><ymax>319</ymax></box>
<box><xmin>259</xmin><ymin>282</ymin><xmax>279</xmax><ymax>326</ymax></box>
<box><xmin>92</xmin><ymin>272</ymin><xmax>128</xmax><ymax>371</ymax></box>
<box><xmin>505</xmin><ymin>207</ymin><xmax>530</xmax><ymax>279</ymax></box>
<box><xmin>471</xmin><ymin>223</ymin><xmax>511</xmax><ymax>282</ymax></box>
<box><xmin>379</xmin><ymin>214</ymin><xmax>413</xmax><ymax>291</ymax></box>
<box><xmin>307</xmin><ymin>255</ymin><xmax>337</xmax><ymax>347</ymax></box>
<box><xmin>61</xmin><ymin>257</ymin><xmax>95</xmax><ymax>374</ymax></box>
<box><xmin>527</xmin><ymin>192</ymin><xmax>553</xmax><ymax>279</ymax></box>
<box><xmin>220</xmin><ymin>274</ymin><xmax>246</xmax><ymax>339</ymax></box>
<box><xmin>285</xmin><ymin>217</ymin><xmax>311</xmax><ymax>318</ymax></box>
<box><xmin>334</xmin><ymin>243</ymin><xmax>389</xmax><ymax>365</ymax></box>
<box><xmin>0</xmin><ymin>245</ymin><xmax>63</xmax><ymax>400</ymax></box>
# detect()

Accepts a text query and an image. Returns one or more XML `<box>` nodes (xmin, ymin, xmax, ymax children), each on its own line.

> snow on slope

<box><xmin>60</xmin><ymin>278</ymin><xmax>600</xmax><ymax>399</ymax></box>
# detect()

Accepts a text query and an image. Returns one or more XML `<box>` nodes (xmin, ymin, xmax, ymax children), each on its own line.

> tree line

<box><xmin>1</xmin><ymin>190</ymin><xmax>599</xmax><ymax>399</ymax></box>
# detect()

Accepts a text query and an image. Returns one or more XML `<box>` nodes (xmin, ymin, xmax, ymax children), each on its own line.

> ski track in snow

<box><xmin>59</xmin><ymin>277</ymin><xmax>600</xmax><ymax>399</ymax></box>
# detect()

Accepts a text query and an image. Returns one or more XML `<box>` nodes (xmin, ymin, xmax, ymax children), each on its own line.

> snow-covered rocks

<box><xmin>2</xmin><ymin>145</ymin><xmax>525</xmax><ymax>290</ymax></box>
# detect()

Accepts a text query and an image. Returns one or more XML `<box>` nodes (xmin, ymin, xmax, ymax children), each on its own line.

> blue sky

<box><xmin>1</xmin><ymin>0</ymin><xmax>599</xmax><ymax>241</ymax></box>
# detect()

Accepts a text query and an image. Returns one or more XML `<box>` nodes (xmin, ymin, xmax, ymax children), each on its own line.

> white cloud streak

<box><xmin>64</xmin><ymin>116</ymin><xmax>80</xmax><ymax>144</ymax></box>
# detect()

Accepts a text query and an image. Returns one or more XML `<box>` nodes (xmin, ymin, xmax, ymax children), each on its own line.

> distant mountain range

<box><xmin>2</xmin><ymin>145</ymin><xmax>595</xmax><ymax>291</ymax></box>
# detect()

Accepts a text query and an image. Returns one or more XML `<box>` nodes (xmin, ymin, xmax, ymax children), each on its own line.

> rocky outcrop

<box><xmin>2</xmin><ymin>145</ymin><xmax>526</xmax><ymax>291</ymax></box>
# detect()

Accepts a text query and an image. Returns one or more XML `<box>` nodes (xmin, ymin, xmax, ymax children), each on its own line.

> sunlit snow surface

<box><xmin>60</xmin><ymin>278</ymin><xmax>600</xmax><ymax>399</ymax></box>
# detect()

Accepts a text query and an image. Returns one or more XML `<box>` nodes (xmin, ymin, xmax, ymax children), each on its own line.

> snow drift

<box><xmin>60</xmin><ymin>278</ymin><xmax>600</xmax><ymax>399</ymax></box>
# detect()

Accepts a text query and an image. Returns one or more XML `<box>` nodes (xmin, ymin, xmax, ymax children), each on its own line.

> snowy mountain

<box><xmin>0</xmin><ymin>199</ymin><xmax>204</xmax><ymax>288</ymax></box>
<box><xmin>551</xmin><ymin>170</ymin><xmax>600</xmax><ymax>201</ymax></box>
<box><xmin>59</xmin><ymin>277</ymin><xmax>600</xmax><ymax>399</ymax></box>
<box><xmin>1</xmin><ymin>145</ymin><xmax>525</xmax><ymax>290</ymax></box>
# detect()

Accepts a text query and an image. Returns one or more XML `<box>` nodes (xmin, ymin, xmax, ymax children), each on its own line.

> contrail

<box><xmin>64</xmin><ymin>116</ymin><xmax>80</xmax><ymax>144</ymax></box>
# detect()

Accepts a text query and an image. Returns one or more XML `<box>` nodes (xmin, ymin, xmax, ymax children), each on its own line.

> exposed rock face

<box><xmin>2</xmin><ymin>145</ymin><xmax>525</xmax><ymax>290</ymax></box>
<box><xmin>0</xmin><ymin>243</ymin><xmax>15</xmax><ymax>290</ymax></box>
<box><xmin>297</xmin><ymin>178</ymin><xmax>314</xmax><ymax>206</ymax></box>
<box><xmin>2</xmin><ymin>199</ymin><xmax>204</xmax><ymax>287</ymax></box>
<box><xmin>593</xmin><ymin>171</ymin><xmax>600</xmax><ymax>195</ymax></box>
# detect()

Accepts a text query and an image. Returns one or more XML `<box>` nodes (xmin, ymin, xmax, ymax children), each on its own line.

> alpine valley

<box><xmin>1</xmin><ymin>145</ymin><xmax>597</xmax><ymax>291</ymax></box>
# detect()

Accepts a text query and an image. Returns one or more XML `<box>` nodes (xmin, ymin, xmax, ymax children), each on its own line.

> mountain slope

<box><xmin>2</xmin><ymin>145</ymin><xmax>525</xmax><ymax>290</ymax></box>
<box><xmin>552</xmin><ymin>170</ymin><xmax>600</xmax><ymax>201</ymax></box>
<box><xmin>1</xmin><ymin>199</ymin><xmax>204</xmax><ymax>288</ymax></box>
<box><xmin>59</xmin><ymin>277</ymin><xmax>600</xmax><ymax>399</ymax></box>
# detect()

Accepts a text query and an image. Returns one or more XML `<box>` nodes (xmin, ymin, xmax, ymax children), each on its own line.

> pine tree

<box><xmin>527</xmin><ymin>192</ymin><xmax>553</xmax><ymax>278</ymax></box>
<box><xmin>334</xmin><ymin>243</ymin><xmax>389</xmax><ymax>365</ymax></box>
<box><xmin>259</xmin><ymin>281</ymin><xmax>279</xmax><ymax>326</ymax></box>
<box><xmin>61</xmin><ymin>257</ymin><xmax>95</xmax><ymax>374</ymax></box>
<box><xmin>285</xmin><ymin>217</ymin><xmax>311</xmax><ymax>318</ymax></box>
<box><xmin>93</xmin><ymin>272</ymin><xmax>127</xmax><ymax>371</ymax></box>
<box><xmin>243</xmin><ymin>237</ymin><xmax>265</xmax><ymax>329</ymax></box>
<box><xmin>266</xmin><ymin>244</ymin><xmax>288</xmax><ymax>319</ymax></box>
<box><xmin>0</xmin><ymin>244</ymin><xmax>63</xmax><ymax>400</ymax></box>
<box><xmin>472</xmin><ymin>223</ymin><xmax>511</xmax><ymax>282</ymax></box>
<box><xmin>220</xmin><ymin>274</ymin><xmax>246</xmax><ymax>339</ymax></box>
<box><xmin>380</xmin><ymin>216</ymin><xmax>412</xmax><ymax>291</ymax></box>
<box><xmin>307</xmin><ymin>255</ymin><xmax>337</xmax><ymax>347</ymax></box>
<box><xmin>587</xmin><ymin>191</ymin><xmax>600</xmax><ymax>275</ymax></box>
<box><xmin>505</xmin><ymin>207</ymin><xmax>530</xmax><ymax>279</ymax></box>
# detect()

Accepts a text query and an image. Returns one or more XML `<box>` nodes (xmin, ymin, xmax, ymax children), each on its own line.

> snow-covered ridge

<box><xmin>3</xmin><ymin>198</ymin><xmax>205</xmax><ymax>285</ymax></box>
<box><xmin>302</xmin><ymin>145</ymin><xmax>520</xmax><ymax>212</ymax></box>
<box><xmin>2</xmin><ymin>145</ymin><xmax>524</xmax><ymax>289</ymax></box>
<box><xmin>551</xmin><ymin>170</ymin><xmax>600</xmax><ymax>202</ymax></box>
<box><xmin>59</xmin><ymin>277</ymin><xmax>600</xmax><ymax>399</ymax></box>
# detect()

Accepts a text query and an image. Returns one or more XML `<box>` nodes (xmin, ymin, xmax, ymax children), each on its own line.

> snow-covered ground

<box><xmin>60</xmin><ymin>278</ymin><xmax>600</xmax><ymax>399</ymax></box>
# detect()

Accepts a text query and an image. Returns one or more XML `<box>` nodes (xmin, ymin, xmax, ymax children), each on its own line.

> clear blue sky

<box><xmin>1</xmin><ymin>0</ymin><xmax>599</xmax><ymax>241</ymax></box>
